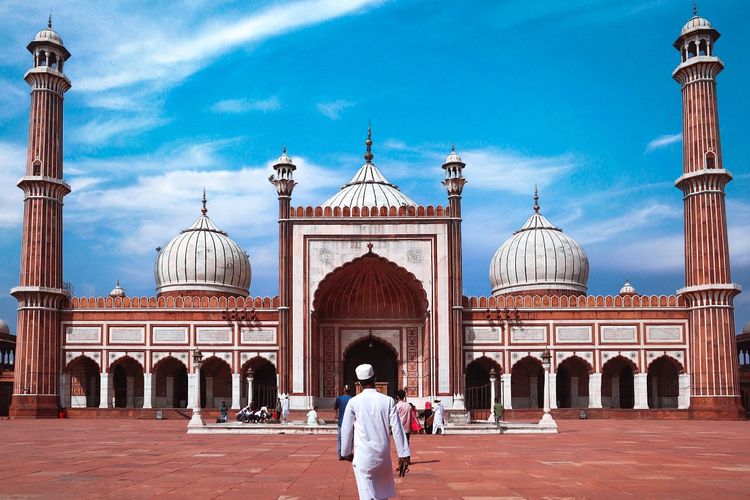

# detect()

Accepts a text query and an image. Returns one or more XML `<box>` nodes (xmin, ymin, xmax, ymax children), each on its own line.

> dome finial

<box><xmin>693</xmin><ymin>0</ymin><xmax>698</xmax><ymax>16</ymax></box>
<box><xmin>533</xmin><ymin>185</ymin><xmax>540</xmax><ymax>214</ymax></box>
<box><xmin>201</xmin><ymin>188</ymin><xmax>207</xmax><ymax>216</ymax></box>
<box><xmin>48</xmin><ymin>14</ymin><xmax>52</xmax><ymax>29</ymax></box>
<box><xmin>364</xmin><ymin>123</ymin><xmax>374</xmax><ymax>163</ymax></box>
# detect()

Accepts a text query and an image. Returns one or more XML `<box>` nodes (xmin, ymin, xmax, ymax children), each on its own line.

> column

<box><xmin>678</xmin><ymin>373</ymin><xmax>691</xmax><ymax>409</ymax></box>
<box><xmin>186</xmin><ymin>373</ymin><xmax>195</xmax><ymax>408</ymax></box>
<box><xmin>488</xmin><ymin>369</ymin><xmax>497</xmax><ymax>422</ymax></box>
<box><xmin>634</xmin><ymin>373</ymin><xmax>649</xmax><ymax>409</ymax></box>
<box><xmin>126</xmin><ymin>376</ymin><xmax>134</xmax><ymax>408</ymax></box>
<box><xmin>549</xmin><ymin>375</ymin><xmax>557</xmax><ymax>409</ymax></box>
<box><xmin>231</xmin><ymin>373</ymin><xmax>241</xmax><ymax>409</ymax></box>
<box><xmin>99</xmin><ymin>373</ymin><xmax>111</xmax><ymax>409</ymax></box>
<box><xmin>143</xmin><ymin>373</ymin><xmax>153</xmax><ymax>409</ymax></box>
<box><xmin>588</xmin><ymin>373</ymin><xmax>603</xmax><ymax>408</ymax></box>
<box><xmin>501</xmin><ymin>373</ymin><xmax>512</xmax><ymax>410</ymax></box>
<box><xmin>247</xmin><ymin>370</ymin><xmax>254</xmax><ymax>408</ymax></box>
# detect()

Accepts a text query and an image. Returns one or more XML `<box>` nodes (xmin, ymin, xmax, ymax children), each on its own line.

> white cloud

<box><xmin>0</xmin><ymin>141</ymin><xmax>26</xmax><ymax>228</ymax></box>
<box><xmin>572</xmin><ymin>202</ymin><xmax>681</xmax><ymax>245</ymax></box>
<box><xmin>646</xmin><ymin>133</ymin><xmax>682</xmax><ymax>152</ymax></box>
<box><xmin>317</xmin><ymin>99</ymin><xmax>355</xmax><ymax>120</ymax></box>
<box><xmin>210</xmin><ymin>97</ymin><xmax>281</xmax><ymax>114</ymax></box>
<box><xmin>460</xmin><ymin>148</ymin><xmax>579</xmax><ymax>194</ymax></box>
<box><xmin>70</xmin><ymin>114</ymin><xmax>169</xmax><ymax>146</ymax></box>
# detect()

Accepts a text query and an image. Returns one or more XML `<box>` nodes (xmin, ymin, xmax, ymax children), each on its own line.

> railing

<box><xmin>252</xmin><ymin>383</ymin><xmax>278</xmax><ymax>410</ymax></box>
<box><xmin>465</xmin><ymin>383</ymin><xmax>490</xmax><ymax>411</ymax></box>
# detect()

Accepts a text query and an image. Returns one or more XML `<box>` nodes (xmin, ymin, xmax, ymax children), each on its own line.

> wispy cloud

<box><xmin>210</xmin><ymin>97</ymin><xmax>281</xmax><ymax>114</ymax></box>
<box><xmin>70</xmin><ymin>114</ymin><xmax>169</xmax><ymax>146</ymax></box>
<box><xmin>461</xmin><ymin>148</ymin><xmax>579</xmax><ymax>194</ymax></box>
<box><xmin>0</xmin><ymin>141</ymin><xmax>26</xmax><ymax>228</ymax></box>
<box><xmin>646</xmin><ymin>133</ymin><xmax>682</xmax><ymax>152</ymax></box>
<box><xmin>317</xmin><ymin>99</ymin><xmax>355</xmax><ymax>120</ymax></box>
<box><xmin>572</xmin><ymin>202</ymin><xmax>681</xmax><ymax>245</ymax></box>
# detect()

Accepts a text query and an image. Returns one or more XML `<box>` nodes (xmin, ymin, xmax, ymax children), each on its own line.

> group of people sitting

<box><xmin>236</xmin><ymin>404</ymin><xmax>273</xmax><ymax>423</ymax></box>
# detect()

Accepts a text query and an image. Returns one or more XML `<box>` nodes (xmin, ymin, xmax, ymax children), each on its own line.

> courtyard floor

<box><xmin>0</xmin><ymin>418</ymin><xmax>748</xmax><ymax>499</ymax></box>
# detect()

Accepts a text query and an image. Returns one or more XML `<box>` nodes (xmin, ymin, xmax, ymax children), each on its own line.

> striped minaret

<box><xmin>10</xmin><ymin>19</ymin><xmax>72</xmax><ymax>417</ymax></box>
<box><xmin>673</xmin><ymin>9</ymin><xmax>743</xmax><ymax>416</ymax></box>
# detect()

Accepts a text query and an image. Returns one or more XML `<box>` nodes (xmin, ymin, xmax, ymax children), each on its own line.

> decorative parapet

<box><xmin>68</xmin><ymin>295</ymin><xmax>280</xmax><ymax>310</ymax></box>
<box><xmin>289</xmin><ymin>205</ymin><xmax>451</xmax><ymax>219</ymax></box>
<box><xmin>462</xmin><ymin>294</ymin><xmax>684</xmax><ymax>309</ymax></box>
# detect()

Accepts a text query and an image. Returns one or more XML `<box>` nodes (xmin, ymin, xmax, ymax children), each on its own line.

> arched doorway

<box><xmin>343</xmin><ymin>338</ymin><xmax>399</xmax><ymax>398</ymax></box>
<box><xmin>602</xmin><ymin>356</ymin><xmax>635</xmax><ymax>409</ymax></box>
<box><xmin>241</xmin><ymin>357</ymin><xmax>278</xmax><ymax>409</ymax></box>
<box><xmin>511</xmin><ymin>356</ymin><xmax>544</xmax><ymax>409</ymax></box>
<box><xmin>556</xmin><ymin>356</ymin><xmax>590</xmax><ymax>408</ymax></box>
<box><xmin>66</xmin><ymin>356</ymin><xmax>100</xmax><ymax>408</ymax></box>
<box><xmin>111</xmin><ymin>357</ymin><xmax>144</xmax><ymax>408</ymax></box>
<box><xmin>647</xmin><ymin>356</ymin><xmax>680</xmax><ymax>408</ymax></box>
<box><xmin>153</xmin><ymin>357</ymin><xmax>188</xmax><ymax>408</ymax></box>
<box><xmin>200</xmin><ymin>357</ymin><xmax>231</xmax><ymax>409</ymax></box>
<box><xmin>465</xmin><ymin>357</ymin><xmax>502</xmax><ymax>411</ymax></box>
<box><xmin>312</xmin><ymin>251</ymin><xmax>428</xmax><ymax>399</ymax></box>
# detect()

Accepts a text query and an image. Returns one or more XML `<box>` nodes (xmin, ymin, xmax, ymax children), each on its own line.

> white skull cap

<box><xmin>355</xmin><ymin>363</ymin><xmax>375</xmax><ymax>380</ymax></box>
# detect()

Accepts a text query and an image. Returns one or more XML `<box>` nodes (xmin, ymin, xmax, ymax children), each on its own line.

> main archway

<box><xmin>343</xmin><ymin>338</ymin><xmax>399</xmax><ymax>397</ymax></box>
<box><xmin>311</xmin><ymin>250</ymin><xmax>429</xmax><ymax>400</ymax></box>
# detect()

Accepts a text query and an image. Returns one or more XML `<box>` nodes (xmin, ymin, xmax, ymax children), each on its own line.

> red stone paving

<box><xmin>0</xmin><ymin>418</ymin><xmax>749</xmax><ymax>499</ymax></box>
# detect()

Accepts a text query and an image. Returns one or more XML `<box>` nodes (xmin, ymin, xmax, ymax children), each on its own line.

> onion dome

<box><xmin>28</xmin><ymin>16</ymin><xmax>70</xmax><ymax>59</ymax></box>
<box><xmin>322</xmin><ymin>127</ymin><xmax>416</xmax><ymax>208</ymax></box>
<box><xmin>154</xmin><ymin>191</ymin><xmax>251</xmax><ymax>296</ymax></box>
<box><xmin>109</xmin><ymin>280</ymin><xmax>126</xmax><ymax>298</ymax></box>
<box><xmin>274</xmin><ymin>147</ymin><xmax>295</xmax><ymax>170</ymax></box>
<box><xmin>443</xmin><ymin>145</ymin><xmax>464</xmax><ymax>166</ymax></box>
<box><xmin>619</xmin><ymin>278</ymin><xmax>637</xmax><ymax>296</ymax></box>
<box><xmin>0</xmin><ymin>319</ymin><xmax>9</xmax><ymax>335</ymax></box>
<box><xmin>490</xmin><ymin>189</ymin><xmax>589</xmax><ymax>296</ymax></box>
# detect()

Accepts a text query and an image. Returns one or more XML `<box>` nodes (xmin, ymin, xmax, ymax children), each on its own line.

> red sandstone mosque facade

<box><xmin>9</xmin><ymin>12</ymin><xmax>745</xmax><ymax>419</ymax></box>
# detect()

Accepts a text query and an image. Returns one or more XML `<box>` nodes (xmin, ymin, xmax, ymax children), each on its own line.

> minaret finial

<box><xmin>693</xmin><ymin>1</ymin><xmax>698</xmax><ymax>16</ymax></box>
<box><xmin>48</xmin><ymin>15</ymin><xmax>52</xmax><ymax>29</ymax></box>
<box><xmin>201</xmin><ymin>188</ymin><xmax>207</xmax><ymax>216</ymax></box>
<box><xmin>282</xmin><ymin>145</ymin><xmax>286</xmax><ymax>154</ymax></box>
<box><xmin>364</xmin><ymin>123</ymin><xmax>374</xmax><ymax>163</ymax></box>
<box><xmin>533</xmin><ymin>185</ymin><xmax>540</xmax><ymax>213</ymax></box>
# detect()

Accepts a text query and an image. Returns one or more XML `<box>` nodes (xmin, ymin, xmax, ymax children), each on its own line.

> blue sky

<box><xmin>0</xmin><ymin>0</ymin><xmax>748</xmax><ymax>333</ymax></box>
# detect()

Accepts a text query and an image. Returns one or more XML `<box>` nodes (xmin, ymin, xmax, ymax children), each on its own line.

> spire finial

<box><xmin>451</xmin><ymin>144</ymin><xmax>455</xmax><ymax>152</ymax></box>
<box><xmin>533</xmin><ymin>185</ymin><xmax>540</xmax><ymax>213</ymax></box>
<box><xmin>201</xmin><ymin>188</ymin><xmax>207</xmax><ymax>216</ymax></box>
<box><xmin>282</xmin><ymin>145</ymin><xmax>287</xmax><ymax>155</ymax></box>
<box><xmin>364</xmin><ymin>124</ymin><xmax>374</xmax><ymax>163</ymax></box>
<box><xmin>48</xmin><ymin>15</ymin><xmax>52</xmax><ymax>29</ymax></box>
<box><xmin>693</xmin><ymin>1</ymin><xmax>698</xmax><ymax>16</ymax></box>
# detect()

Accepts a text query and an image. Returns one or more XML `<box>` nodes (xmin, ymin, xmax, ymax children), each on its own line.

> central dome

<box><xmin>490</xmin><ymin>192</ymin><xmax>589</xmax><ymax>296</ymax></box>
<box><xmin>155</xmin><ymin>193</ymin><xmax>251</xmax><ymax>297</ymax></box>
<box><xmin>322</xmin><ymin>129</ymin><xmax>416</xmax><ymax>209</ymax></box>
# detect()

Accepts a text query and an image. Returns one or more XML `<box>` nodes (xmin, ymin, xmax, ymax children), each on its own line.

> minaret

<box><xmin>10</xmin><ymin>19</ymin><xmax>72</xmax><ymax>417</ymax></box>
<box><xmin>673</xmin><ymin>8</ymin><xmax>743</xmax><ymax>416</ymax></box>
<box><xmin>442</xmin><ymin>146</ymin><xmax>466</xmax><ymax>405</ymax></box>
<box><xmin>269</xmin><ymin>148</ymin><xmax>297</xmax><ymax>396</ymax></box>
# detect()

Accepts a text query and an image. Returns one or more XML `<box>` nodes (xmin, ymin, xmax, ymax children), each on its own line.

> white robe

<box><xmin>341</xmin><ymin>389</ymin><xmax>410</xmax><ymax>500</ymax></box>
<box><xmin>433</xmin><ymin>403</ymin><xmax>445</xmax><ymax>433</ymax></box>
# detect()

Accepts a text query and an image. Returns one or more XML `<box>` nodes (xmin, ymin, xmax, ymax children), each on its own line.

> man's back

<box><xmin>334</xmin><ymin>394</ymin><xmax>352</xmax><ymax>424</ymax></box>
<box><xmin>341</xmin><ymin>388</ymin><xmax>409</xmax><ymax>469</ymax></box>
<box><xmin>395</xmin><ymin>400</ymin><xmax>411</xmax><ymax>433</ymax></box>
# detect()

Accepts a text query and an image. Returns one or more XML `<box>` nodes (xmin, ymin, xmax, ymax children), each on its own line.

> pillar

<box><xmin>231</xmin><ymin>373</ymin><xmax>241</xmax><ymax>409</ymax></box>
<box><xmin>588</xmin><ymin>373</ymin><xmax>603</xmax><ymax>409</ymax></box>
<box><xmin>501</xmin><ymin>374</ymin><xmax>512</xmax><ymax>410</ymax></box>
<box><xmin>548</xmin><ymin>375</ymin><xmax>557</xmax><ymax>409</ymax></box>
<box><xmin>99</xmin><ymin>373</ymin><xmax>111</xmax><ymax>409</ymax></box>
<box><xmin>186</xmin><ymin>374</ymin><xmax>195</xmax><ymax>408</ymax></box>
<box><xmin>488</xmin><ymin>369</ymin><xmax>497</xmax><ymax>422</ymax></box>
<box><xmin>247</xmin><ymin>371</ymin><xmax>254</xmax><ymax>408</ymax></box>
<box><xmin>143</xmin><ymin>373</ymin><xmax>153</xmax><ymax>409</ymax></box>
<box><xmin>634</xmin><ymin>373</ymin><xmax>648</xmax><ymax>409</ymax></box>
<box><xmin>678</xmin><ymin>373</ymin><xmax>691</xmax><ymax>409</ymax></box>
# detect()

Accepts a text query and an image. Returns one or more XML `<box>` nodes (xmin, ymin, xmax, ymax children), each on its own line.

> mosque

<box><xmin>8</xmin><ymin>11</ymin><xmax>746</xmax><ymax>419</ymax></box>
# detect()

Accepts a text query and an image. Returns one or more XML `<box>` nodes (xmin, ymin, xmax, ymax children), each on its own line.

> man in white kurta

<box><xmin>432</xmin><ymin>400</ymin><xmax>445</xmax><ymax>435</ymax></box>
<box><xmin>341</xmin><ymin>364</ymin><xmax>410</xmax><ymax>500</ymax></box>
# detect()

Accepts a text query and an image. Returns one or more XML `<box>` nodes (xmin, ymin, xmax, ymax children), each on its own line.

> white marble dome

<box><xmin>490</xmin><ymin>202</ymin><xmax>589</xmax><ymax>296</ymax></box>
<box><xmin>109</xmin><ymin>280</ymin><xmax>126</xmax><ymax>298</ymax></box>
<box><xmin>0</xmin><ymin>319</ymin><xmax>9</xmax><ymax>335</ymax></box>
<box><xmin>681</xmin><ymin>15</ymin><xmax>712</xmax><ymax>35</ymax></box>
<box><xmin>34</xmin><ymin>26</ymin><xmax>64</xmax><ymax>46</ymax></box>
<box><xmin>155</xmin><ymin>198</ymin><xmax>251</xmax><ymax>296</ymax></box>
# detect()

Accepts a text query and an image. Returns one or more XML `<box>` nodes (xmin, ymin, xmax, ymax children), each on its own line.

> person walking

<box><xmin>341</xmin><ymin>364</ymin><xmax>410</xmax><ymax>500</ymax></box>
<box><xmin>395</xmin><ymin>389</ymin><xmax>413</xmax><ymax>443</ymax></box>
<box><xmin>280</xmin><ymin>394</ymin><xmax>290</xmax><ymax>424</ymax></box>
<box><xmin>432</xmin><ymin>399</ymin><xmax>446</xmax><ymax>435</ymax></box>
<box><xmin>334</xmin><ymin>385</ymin><xmax>354</xmax><ymax>459</ymax></box>
<box><xmin>493</xmin><ymin>397</ymin><xmax>504</xmax><ymax>425</ymax></box>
